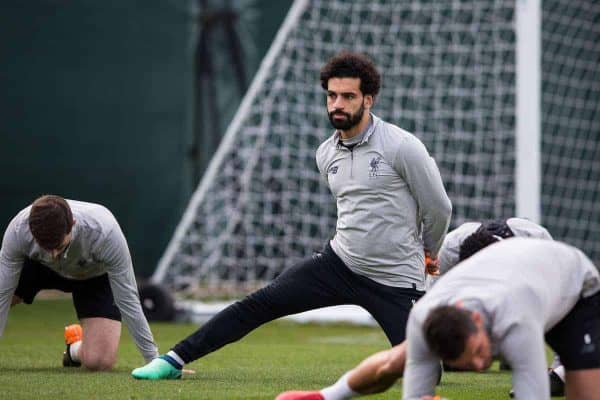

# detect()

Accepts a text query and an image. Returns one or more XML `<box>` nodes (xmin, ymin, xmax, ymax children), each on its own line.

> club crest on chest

<box><xmin>369</xmin><ymin>156</ymin><xmax>382</xmax><ymax>178</ymax></box>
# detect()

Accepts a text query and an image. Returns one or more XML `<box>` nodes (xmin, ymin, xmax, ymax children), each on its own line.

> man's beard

<box><xmin>328</xmin><ymin>103</ymin><xmax>365</xmax><ymax>131</ymax></box>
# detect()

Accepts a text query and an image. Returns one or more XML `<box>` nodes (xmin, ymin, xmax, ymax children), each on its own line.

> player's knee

<box><xmin>81</xmin><ymin>353</ymin><xmax>116</xmax><ymax>371</ymax></box>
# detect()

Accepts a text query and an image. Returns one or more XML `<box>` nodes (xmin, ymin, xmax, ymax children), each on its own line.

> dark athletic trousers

<box><xmin>173</xmin><ymin>243</ymin><xmax>424</xmax><ymax>363</ymax></box>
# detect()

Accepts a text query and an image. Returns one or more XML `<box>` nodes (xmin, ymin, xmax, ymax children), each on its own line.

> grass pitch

<box><xmin>1</xmin><ymin>299</ymin><xmax>561</xmax><ymax>399</ymax></box>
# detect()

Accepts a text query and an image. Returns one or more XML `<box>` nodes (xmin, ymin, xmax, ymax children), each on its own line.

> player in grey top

<box><xmin>316</xmin><ymin>113</ymin><xmax>451</xmax><ymax>289</ymax></box>
<box><xmin>425</xmin><ymin>218</ymin><xmax>553</xmax><ymax>287</ymax></box>
<box><xmin>403</xmin><ymin>238</ymin><xmax>600</xmax><ymax>400</ymax></box>
<box><xmin>438</xmin><ymin>218</ymin><xmax>552</xmax><ymax>275</ymax></box>
<box><xmin>0</xmin><ymin>195</ymin><xmax>159</xmax><ymax>369</ymax></box>
<box><xmin>131</xmin><ymin>51</ymin><xmax>451</xmax><ymax>381</ymax></box>
<box><xmin>432</xmin><ymin>218</ymin><xmax>564</xmax><ymax>394</ymax></box>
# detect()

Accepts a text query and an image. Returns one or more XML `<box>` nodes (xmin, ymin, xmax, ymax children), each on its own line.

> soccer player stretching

<box><xmin>405</xmin><ymin>238</ymin><xmax>600</xmax><ymax>399</ymax></box>
<box><xmin>0</xmin><ymin>195</ymin><xmax>159</xmax><ymax>369</ymax></box>
<box><xmin>430</xmin><ymin>217</ymin><xmax>552</xmax><ymax>282</ymax></box>
<box><xmin>132</xmin><ymin>51</ymin><xmax>452</xmax><ymax>380</ymax></box>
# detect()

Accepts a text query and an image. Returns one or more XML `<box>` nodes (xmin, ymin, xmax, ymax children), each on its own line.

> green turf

<box><xmin>1</xmin><ymin>299</ymin><xmax>563</xmax><ymax>399</ymax></box>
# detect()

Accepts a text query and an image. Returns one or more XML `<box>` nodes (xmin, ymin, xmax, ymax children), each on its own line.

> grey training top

<box><xmin>403</xmin><ymin>238</ymin><xmax>600</xmax><ymax>399</ymax></box>
<box><xmin>438</xmin><ymin>218</ymin><xmax>553</xmax><ymax>275</ymax></box>
<box><xmin>316</xmin><ymin>114</ymin><xmax>452</xmax><ymax>289</ymax></box>
<box><xmin>0</xmin><ymin>200</ymin><xmax>159</xmax><ymax>362</ymax></box>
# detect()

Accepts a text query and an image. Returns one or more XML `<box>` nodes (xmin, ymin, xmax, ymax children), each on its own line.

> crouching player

<box><xmin>0</xmin><ymin>195</ymin><xmax>159</xmax><ymax>369</ymax></box>
<box><xmin>403</xmin><ymin>238</ymin><xmax>600</xmax><ymax>399</ymax></box>
<box><xmin>276</xmin><ymin>219</ymin><xmax>554</xmax><ymax>400</ymax></box>
<box><xmin>431</xmin><ymin>218</ymin><xmax>565</xmax><ymax>394</ymax></box>
<box><xmin>429</xmin><ymin>217</ymin><xmax>552</xmax><ymax>281</ymax></box>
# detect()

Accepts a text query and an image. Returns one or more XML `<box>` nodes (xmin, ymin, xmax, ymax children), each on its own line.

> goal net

<box><xmin>540</xmin><ymin>0</ymin><xmax>600</xmax><ymax>262</ymax></box>
<box><xmin>153</xmin><ymin>0</ymin><xmax>599</xmax><ymax>296</ymax></box>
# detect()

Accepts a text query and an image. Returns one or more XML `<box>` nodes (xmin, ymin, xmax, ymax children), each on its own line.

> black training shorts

<box><xmin>14</xmin><ymin>258</ymin><xmax>121</xmax><ymax>321</ymax></box>
<box><xmin>545</xmin><ymin>291</ymin><xmax>600</xmax><ymax>370</ymax></box>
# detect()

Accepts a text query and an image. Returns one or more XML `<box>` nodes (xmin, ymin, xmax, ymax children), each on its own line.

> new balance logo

<box><xmin>582</xmin><ymin>333</ymin><xmax>596</xmax><ymax>354</ymax></box>
<box><xmin>328</xmin><ymin>166</ymin><xmax>339</xmax><ymax>175</ymax></box>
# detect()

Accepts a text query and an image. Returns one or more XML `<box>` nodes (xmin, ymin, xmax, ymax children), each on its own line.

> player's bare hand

<box><xmin>182</xmin><ymin>368</ymin><xmax>196</xmax><ymax>375</ymax></box>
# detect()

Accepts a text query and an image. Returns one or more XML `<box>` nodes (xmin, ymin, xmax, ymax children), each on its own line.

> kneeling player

<box><xmin>0</xmin><ymin>195</ymin><xmax>159</xmax><ymax>369</ymax></box>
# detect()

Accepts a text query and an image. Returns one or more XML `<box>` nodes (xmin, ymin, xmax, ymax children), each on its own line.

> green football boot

<box><xmin>131</xmin><ymin>357</ymin><xmax>182</xmax><ymax>380</ymax></box>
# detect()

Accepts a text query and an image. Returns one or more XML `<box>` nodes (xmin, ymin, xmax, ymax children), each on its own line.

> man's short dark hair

<box><xmin>28</xmin><ymin>195</ymin><xmax>74</xmax><ymax>250</ymax></box>
<box><xmin>423</xmin><ymin>305</ymin><xmax>477</xmax><ymax>361</ymax></box>
<box><xmin>320</xmin><ymin>51</ymin><xmax>381</xmax><ymax>97</ymax></box>
<box><xmin>458</xmin><ymin>225</ymin><xmax>500</xmax><ymax>262</ymax></box>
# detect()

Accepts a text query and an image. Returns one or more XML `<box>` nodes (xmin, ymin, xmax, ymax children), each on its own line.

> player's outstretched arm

<box><xmin>276</xmin><ymin>342</ymin><xmax>407</xmax><ymax>400</ymax></box>
<box><xmin>347</xmin><ymin>341</ymin><xmax>407</xmax><ymax>394</ymax></box>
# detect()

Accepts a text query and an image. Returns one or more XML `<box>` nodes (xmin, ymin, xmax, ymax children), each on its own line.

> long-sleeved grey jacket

<box><xmin>316</xmin><ymin>114</ymin><xmax>452</xmax><ymax>289</ymax></box>
<box><xmin>0</xmin><ymin>200</ymin><xmax>159</xmax><ymax>361</ymax></box>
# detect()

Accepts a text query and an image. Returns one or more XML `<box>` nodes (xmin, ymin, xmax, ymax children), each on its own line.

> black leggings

<box><xmin>545</xmin><ymin>291</ymin><xmax>600</xmax><ymax>370</ymax></box>
<box><xmin>173</xmin><ymin>244</ymin><xmax>424</xmax><ymax>363</ymax></box>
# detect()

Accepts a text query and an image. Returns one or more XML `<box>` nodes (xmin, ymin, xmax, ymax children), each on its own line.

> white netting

<box><xmin>541</xmin><ymin>0</ymin><xmax>600</xmax><ymax>263</ymax></box>
<box><xmin>156</xmin><ymin>0</ymin><xmax>598</xmax><ymax>295</ymax></box>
